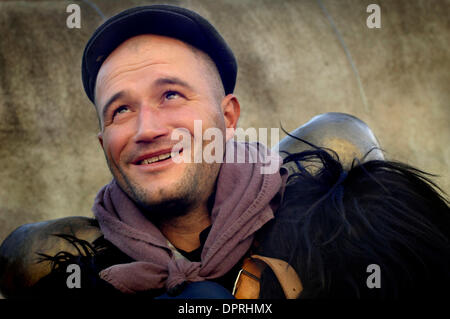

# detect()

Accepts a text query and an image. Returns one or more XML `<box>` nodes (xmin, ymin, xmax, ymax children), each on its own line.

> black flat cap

<box><xmin>82</xmin><ymin>5</ymin><xmax>237</xmax><ymax>104</ymax></box>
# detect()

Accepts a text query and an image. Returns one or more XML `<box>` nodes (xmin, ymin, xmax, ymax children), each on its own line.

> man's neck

<box><xmin>159</xmin><ymin>205</ymin><xmax>211</xmax><ymax>253</ymax></box>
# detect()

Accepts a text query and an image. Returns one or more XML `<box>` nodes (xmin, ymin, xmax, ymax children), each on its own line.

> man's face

<box><xmin>95</xmin><ymin>34</ymin><xmax>239</xmax><ymax>218</ymax></box>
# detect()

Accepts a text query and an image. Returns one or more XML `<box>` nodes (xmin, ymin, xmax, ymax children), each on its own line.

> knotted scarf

<box><xmin>92</xmin><ymin>141</ymin><xmax>284</xmax><ymax>293</ymax></box>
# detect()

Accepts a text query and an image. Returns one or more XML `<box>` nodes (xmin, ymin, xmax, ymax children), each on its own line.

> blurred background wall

<box><xmin>0</xmin><ymin>0</ymin><xmax>448</xmax><ymax>244</ymax></box>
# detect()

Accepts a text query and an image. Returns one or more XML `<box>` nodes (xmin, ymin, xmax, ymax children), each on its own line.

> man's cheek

<box><xmin>102</xmin><ymin>137</ymin><xmax>122</xmax><ymax>165</ymax></box>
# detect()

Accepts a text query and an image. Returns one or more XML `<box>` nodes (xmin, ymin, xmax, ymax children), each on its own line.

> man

<box><xmin>0</xmin><ymin>5</ymin><xmax>383</xmax><ymax>298</ymax></box>
<box><xmin>80</xmin><ymin>4</ymin><xmax>286</xmax><ymax>295</ymax></box>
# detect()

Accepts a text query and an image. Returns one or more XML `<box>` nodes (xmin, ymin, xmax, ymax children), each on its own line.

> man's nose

<box><xmin>133</xmin><ymin>107</ymin><xmax>170</xmax><ymax>143</ymax></box>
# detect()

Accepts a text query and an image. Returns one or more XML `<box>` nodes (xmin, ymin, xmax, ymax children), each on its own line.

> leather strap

<box><xmin>232</xmin><ymin>257</ymin><xmax>265</xmax><ymax>299</ymax></box>
<box><xmin>233</xmin><ymin>255</ymin><xmax>303</xmax><ymax>299</ymax></box>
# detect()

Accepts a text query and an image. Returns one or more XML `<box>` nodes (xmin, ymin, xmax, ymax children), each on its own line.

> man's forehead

<box><xmin>94</xmin><ymin>35</ymin><xmax>201</xmax><ymax>103</ymax></box>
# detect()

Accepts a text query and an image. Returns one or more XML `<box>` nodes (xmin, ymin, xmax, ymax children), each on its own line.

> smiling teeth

<box><xmin>141</xmin><ymin>153</ymin><xmax>171</xmax><ymax>165</ymax></box>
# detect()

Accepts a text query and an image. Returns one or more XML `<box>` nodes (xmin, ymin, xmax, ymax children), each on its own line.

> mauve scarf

<box><xmin>92</xmin><ymin>141</ymin><xmax>284</xmax><ymax>293</ymax></box>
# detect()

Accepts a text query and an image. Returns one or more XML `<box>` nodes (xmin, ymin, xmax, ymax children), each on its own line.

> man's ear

<box><xmin>97</xmin><ymin>132</ymin><xmax>104</xmax><ymax>148</ymax></box>
<box><xmin>221</xmin><ymin>94</ymin><xmax>240</xmax><ymax>141</ymax></box>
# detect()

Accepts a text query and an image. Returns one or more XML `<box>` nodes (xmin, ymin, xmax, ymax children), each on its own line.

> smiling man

<box><xmin>79</xmin><ymin>4</ymin><xmax>284</xmax><ymax>296</ymax></box>
<box><xmin>0</xmin><ymin>4</ymin><xmax>387</xmax><ymax>299</ymax></box>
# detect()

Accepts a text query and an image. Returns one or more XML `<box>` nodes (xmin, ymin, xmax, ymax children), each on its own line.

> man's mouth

<box><xmin>138</xmin><ymin>152</ymin><xmax>172</xmax><ymax>165</ymax></box>
<box><xmin>133</xmin><ymin>148</ymin><xmax>183</xmax><ymax>165</ymax></box>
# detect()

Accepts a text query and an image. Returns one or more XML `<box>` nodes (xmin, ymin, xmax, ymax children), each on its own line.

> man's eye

<box><xmin>113</xmin><ymin>105</ymin><xmax>130</xmax><ymax>117</ymax></box>
<box><xmin>165</xmin><ymin>91</ymin><xmax>180</xmax><ymax>100</ymax></box>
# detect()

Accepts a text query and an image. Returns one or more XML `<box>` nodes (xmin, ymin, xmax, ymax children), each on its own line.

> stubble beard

<box><xmin>112</xmin><ymin>160</ymin><xmax>221</xmax><ymax>224</ymax></box>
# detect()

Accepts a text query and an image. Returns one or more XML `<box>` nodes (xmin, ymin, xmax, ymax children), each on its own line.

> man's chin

<box><xmin>115</xmin><ymin>161</ymin><xmax>210</xmax><ymax>222</ymax></box>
